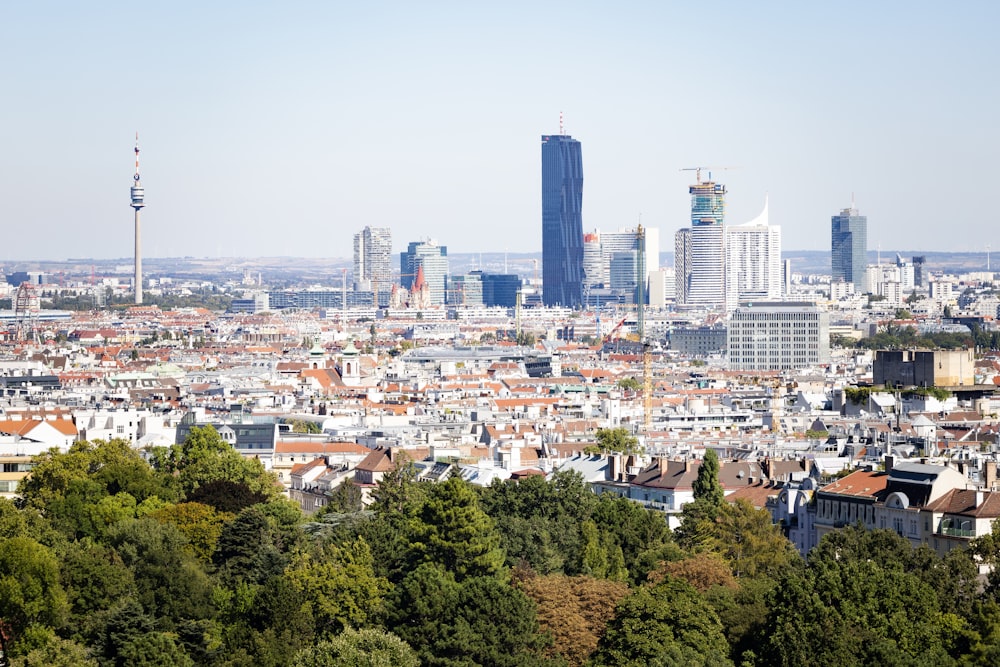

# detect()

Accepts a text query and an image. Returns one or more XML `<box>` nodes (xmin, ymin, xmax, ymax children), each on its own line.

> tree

<box><xmin>107</xmin><ymin>518</ymin><xmax>214</xmax><ymax>625</ymax></box>
<box><xmin>760</xmin><ymin>557</ymin><xmax>955</xmax><ymax>666</ymax></box>
<box><xmin>591</xmin><ymin>577</ymin><xmax>733</xmax><ymax>667</ymax></box>
<box><xmin>675</xmin><ymin>450</ymin><xmax>726</xmax><ymax>550</ymax></box>
<box><xmin>0</xmin><ymin>537</ymin><xmax>68</xmax><ymax>643</ymax></box>
<box><xmin>6</xmin><ymin>626</ymin><xmax>96</xmax><ymax>667</ymax></box>
<box><xmin>693</xmin><ymin>449</ymin><xmax>725</xmax><ymax>509</ymax></box>
<box><xmin>709</xmin><ymin>500</ymin><xmax>800</xmax><ymax>579</ymax></box>
<box><xmin>519</xmin><ymin>573</ymin><xmax>629</xmax><ymax>667</ymax></box>
<box><xmin>149</xmin><ymin>502</ymin><xmax>232</xmax><ymax>562</ymax></box>
<box><xmin>168</xmin><ymin>426</ymin><xmax>279</xmax><ymax>498</ymax></box>
<box><xmin>213</xmin><ymin>507</ymin><xmax>287</xmax><ymax>587</ymax></box>
<box><xmin>591</xmin><ymin>427</ymin><xmax>640</xmax><ymax>454</ymax></box>
<box><xmin>323</xmin><ymin>481</ymin><xmax>364</xmax><ymax>514</ymax></box>
<box><xmin>646</xmin><ymin>552</ymin><xmax>736</xmax><ymax>592</ymax></box>
<box><xmin>617</xmin><ymin>377</ymin><xmax>641</xmax><ymax>392</ymax></box>
<box><xmin>285</xmin><ymin>539</ymin><xmax>387</xmax><ymax>633</ymax></box>
<box><xmin>407</xmin><ymin>477</ymin><xmax>505</xmax><ymax>581</ymax></box>
<box><xmin>385</xmin><ymin>564</ymin><xmax>553</xmax><ymax>667</ymax></box>
<box><xmin>293</xmin><ymin>628</ymin><xmax>419</xmax><ymax>667</ymax></box>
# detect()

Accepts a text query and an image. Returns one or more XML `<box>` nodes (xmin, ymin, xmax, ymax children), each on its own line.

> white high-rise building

<box><xmin>686</xmin><ymin>180</ymin><xmax>727</xmax><ymax>308</ymax></box>
<box><xmin>353</xmin><ymin>226</ymin><xmax>393</xmax><ymax>293</ymax></box>
<box><xmin>675</xmin><ymin>228</ymin><xmax>691</xmax><ymax>305</ymax></box>
<box><xmin>725</xmin><ymin>198</ymin><xmax>782</xmax><ymax>310</ymax></box>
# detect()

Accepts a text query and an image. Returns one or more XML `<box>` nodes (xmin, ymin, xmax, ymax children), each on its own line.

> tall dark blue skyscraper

<box><xmin>831</xmin><ymin>205</ymin><xmax>868</xmax><ymax>289</ymax></box>
<box><xmin>541</xmin><ymin>134</ymin><xmax>584</xmax><ymax>307</ymax></box>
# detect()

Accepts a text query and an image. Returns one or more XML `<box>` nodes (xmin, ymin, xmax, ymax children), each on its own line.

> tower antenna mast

<box><xmin>559</xmin><ymin>111</ymin><xmax>564</xmax><ymax>136</ymax></box>
<box><xmin>130</xmin><ymin>132</ymin><xmax>146</xmax><ymax>305</ymax></box>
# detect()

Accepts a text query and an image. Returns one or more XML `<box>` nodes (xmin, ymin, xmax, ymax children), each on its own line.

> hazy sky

<box><xmin>2</xmin><ymin>1</ymin><xmax>997</xmax><ymax>261</ymax></box>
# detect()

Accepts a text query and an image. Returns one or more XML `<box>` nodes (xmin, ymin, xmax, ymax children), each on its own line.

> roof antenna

<box><xmin>559</xmin><ymin>111</ymin><xmax>564</xmax><ymax>136</ymax></box>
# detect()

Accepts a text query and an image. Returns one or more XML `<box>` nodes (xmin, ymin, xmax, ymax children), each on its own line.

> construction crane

<box><xmin>679</xmin><ymin>165</ymin><xmax>739</xmax><ymax>184</ymax></box>
<box><xmin>636</xmin><ymin>225</ymin><xmax>652</xmax><ymax>431</ymax></box>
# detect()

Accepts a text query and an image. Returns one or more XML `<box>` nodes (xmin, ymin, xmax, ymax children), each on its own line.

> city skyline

<box><xmin>1</xmin><ymin>3</ymin><xmax>998</xmax><ymax>260</ymax></box>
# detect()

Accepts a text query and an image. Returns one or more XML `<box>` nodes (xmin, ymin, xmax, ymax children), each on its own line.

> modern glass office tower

<box><xmin>400</xmin><ymin>240</ymin><xmax>449</xmax><ymax>305</ymax></box>
<box><xmin>831</xmin><ymin>206</ymin><xmax>868</xmax><ymax>290</ymax></box>
<box><xmin>687</xmin><ymin>180</ymin><xmax>727</xmax><ymax>307</ymax></box>
<box><xmin>541</xmin><ymin>134</ymin><xmax>584</xmax><ymax>307</ymax></box>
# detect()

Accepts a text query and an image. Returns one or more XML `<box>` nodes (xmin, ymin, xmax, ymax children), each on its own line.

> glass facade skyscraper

<box><xmin>686</xmin><ymin>181</ymin><xmax>727</xmax><ymax>307</ymax></box>
<box><xmin>831</xmin><ymin>206</ymin><xmax>867</xmax><ymax>289</ymax></box>
<box><xmin>541</xmin><ymin>134</ymin><xmax>584</xmax><ymax>307</ymax></box>
<box><xmin>400</xmin><ymin>240</ymin><xmax>449</xmax><ymax>305</ymax></box>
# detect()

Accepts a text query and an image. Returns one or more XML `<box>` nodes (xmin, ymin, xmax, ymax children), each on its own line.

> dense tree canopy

<box><xmin>1</xmin><ymin>433</ymin><xmax>998</xmax><ymax>666</ymax></box>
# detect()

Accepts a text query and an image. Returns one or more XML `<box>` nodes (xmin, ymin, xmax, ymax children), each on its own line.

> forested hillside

<box><xmin>2</xmin><ymin>436</ymin><xmax>1000</xmax><ymax>666</ymax></box>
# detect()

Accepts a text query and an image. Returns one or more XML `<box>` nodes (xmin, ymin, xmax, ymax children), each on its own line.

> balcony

<box><xmin>939</xmin><ymin>525</ymin><xmax>976</xmax><ymax>538</ymax></box>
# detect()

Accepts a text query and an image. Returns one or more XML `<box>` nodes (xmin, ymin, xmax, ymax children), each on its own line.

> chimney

<box><xmin>976</xmin><ymin>490</ymin><xmax>985</xmax><ymax>508</ymax></box>
<box><xmin>986</xmin><ymin>461</ymin><xmax>998</xmax><ymax>491</ymax></box>
<box><xmin>659</xmin><ymin>456</ymin><xmax>669</xmax><ymax>477</ymax></box>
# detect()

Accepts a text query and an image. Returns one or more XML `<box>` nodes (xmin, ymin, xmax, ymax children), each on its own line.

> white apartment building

<box><xmin>725</xmin><ymin>198</ymin><xmax>782</xmax><ymax>310</ymax></box>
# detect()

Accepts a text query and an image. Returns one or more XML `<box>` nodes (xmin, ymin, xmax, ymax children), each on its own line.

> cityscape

<box><xmin>2</xmin><ymin>3</ymin><xmax>1000</xmax><ymax>666</ymax></box>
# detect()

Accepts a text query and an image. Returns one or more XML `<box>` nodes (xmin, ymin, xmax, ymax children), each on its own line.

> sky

<box><xmin>1</xmin><ymin>1</ymin><xmax>997</xmax><ymax>261</ymax></box>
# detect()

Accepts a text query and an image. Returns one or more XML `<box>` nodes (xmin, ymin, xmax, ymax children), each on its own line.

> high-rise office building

<box><xmin>541</xmin><ymin>133</ymin><xmax>584</xmax><ymax>307</ymax></box>
<box><xmin>582</xmin><ymin>232</ymin><xmax>606</xmax><ymax>289</ymax></box>
<box><xmin>353</xmin><ymin>226</ymin><xmax>393</xmax><ymax>294</ymax></box>
<box><xmin>831</xmin><ymin>205</ymin><xmax>867</xmax><ymax>290</ymax></box>
<box><xmin>686</xmin><ymin>179</ymin><xmax>727</xmax><ymax>307</ymax></box>
<box><xmin>583</xmin><ymin>227</ymin><xmax>660</xmax><ymax>305</ymax></box>
<box><xmin>912</xmin><ymin>256</ymin><xmax>927</xmax><ymax>288</ymax></box>
<box><xmin>674</xmin><ymin>228</ymin><xmax>691</xmax><ymax>304</ymax></box>
<box><xmin>400</xmin><ymin>240</ymin><xmax>448</xmax><ymax>305</ymax></box>
<box><xmin>725</xmin><ymin>198</ymin><xmax>782</xmax><ymax>309</ymax></box>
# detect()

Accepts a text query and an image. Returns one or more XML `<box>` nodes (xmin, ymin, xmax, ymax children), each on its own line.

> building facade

<box><xmin>686</xmin><ymin>180</ymin><xmax>727</xmax><ymax>307</ymax></box>
<box><xmin>400</xmin><ymin>240</ymin><xmax>449</xmax><ymax>306</ymax></box>
<box><xmin>725</xmin><ymin>198</ymin><xmax>782</xmax><ymax>309</ymax></box>
<box><xmin>541</xmin><ymin>134</ymin><xmax>584</xmax><ymax>307</ymax></box>
<box><xmin>831</xmin><ymin>205</ymin><xmax>868</xmax><ymax>290</ymax></box>
<box><xmin>727</xmin><ymin>301</ymin><xmax>831</xmax><ymax>371</ymax></box>
<box><xmin>352</xmin><ymin>226</ymin><xmax>393</xmax><ymax>297</ymax></box>
<box><xmin>674</xmin><ymin>227</ymin><xmax>691</xmax><ymax>305</ymax></box>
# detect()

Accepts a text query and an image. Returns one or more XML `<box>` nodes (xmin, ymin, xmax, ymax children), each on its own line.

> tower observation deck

<box><xmin>131</xmin><ymin>134</ymin><xmax>145</xmax><ymax>305</ymax></box>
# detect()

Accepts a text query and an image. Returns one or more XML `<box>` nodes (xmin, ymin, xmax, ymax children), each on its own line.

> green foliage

<box><xmin>0</xmin><ymin>537</ymin><xmax>69</xmax><ymax>642</ymax></box>
<box><xmin>164</xmin><ymin>426</ymin><xmax>280</xmax><ymax>499</ymax></box>
<box><xmin>150</xmin><ymin>502</ymin><xmax>232</xmax><ymax>562</ymax></box>
<box><xmin>288</xmin><ymin>419</ymin><xmax>322</xmax><ymax>434</ymax></box>
<box><xmin>852</xmin><ymin>324</ymin><xmax>975</xmax><ymax>350</ymax></box>
<box><xmin>293</xmin><ymin>628</ymin><xmax>419</xmax><ymax>667</ymax></box>
<box><xmin>106</xmin><ymin>518</ymin><xmax>215</xmax><ymax>624</ymax></box>
<box><xmin>479</xmin><ymin>471</ymin><xmax>595</xmax><ymax>575</ymax></box>
<box><xmin>593</xmin><ymin>427</ymin><xmax>640</xmax><ymax>454</ymax></box>
<box><xmin>18</xmin><ymin>439</ymin><xmax>178</xmax><ymax>539</ymax></box>
<box><xmin>407</xmin><ymin>476</ymin><xmax>506</xmax><ymax>581</ymax></box>
<box><xmin>693</xmin><ymin>450</ymin><xmax>725</xmax><ymax>510</ymax></box>
<box><xmin>844</xmin><ymin>385</ymin><xmax>871</xmax><ymax>405</ymax></box>
<box><xmin>285</xmin><ymin>538</ymin><xmax>387</xmax><ymax>633</ymax></box>
<box><xmin>7</xmin><ymin>625</ymin><xmax>96</xmax><ymax>667</ymax></box>
<box><xmin>616</xmin><ymin>377</ymin><xmax>641</xmax><ymax>392</ymax></box>
<box><xmin>213</xmin><ymin>506</ymin><xmax>288</xmax><ymax>587</ymax></box>
<box><xmin>386</xmin><ymin>563</ymin><xmax>553</xmax><ymax>667</ymax></box>
<box><xmin>591</xmin><ymin>576</ymin><xmax>733</xmax><ymax>666</ymax></box>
